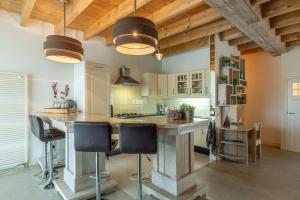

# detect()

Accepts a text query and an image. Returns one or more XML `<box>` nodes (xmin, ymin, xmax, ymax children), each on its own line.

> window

<box><xmin>293</xmin><ymin>82</ymin><xmax>300</xmax><ymax>97</ymax></box>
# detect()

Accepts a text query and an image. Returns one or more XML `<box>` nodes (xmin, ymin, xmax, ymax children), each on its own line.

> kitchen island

<box><xmin>39</xmin><ymin>112</ymin><xmax>210</xmax><ymax>200</ymax></box>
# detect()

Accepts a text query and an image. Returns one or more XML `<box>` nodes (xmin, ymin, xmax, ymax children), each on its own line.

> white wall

<box><xmin>0</xmin><ymin>10</ymin><xmax>161</xmax><ymax>164</ymax></box>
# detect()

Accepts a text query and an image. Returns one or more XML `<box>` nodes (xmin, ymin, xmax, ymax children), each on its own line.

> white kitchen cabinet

<box><xmin>158</xmin><ymin>74</ymin><xmax>168</xmax><ymax>97</ymax></box>
<box><xmin>167</xmin><ymin>74</ymin><xmax>176</xmax><ymax>97</ymax></box>
<box><xmin>190</xmin><ymin>70</ymin><xmax>206</xmax><ymax>97</ymax></box>
<box><xmin>175</xmin><ymin>73</ymin><xmax>190</xmax><ymax>97</ymax></box>
<box><xmin>74</xmin><ymin>61</ymin><xmax>111</xmax><ymax>116</ymax></box>
<box><xmin>194</xmin><ymin>128</ymin><xmax>208</xmax><ymax>148</ymax></box>
<box><xmin>141</xmin><ymin>73</ymin><xmax>158</xmax><ymax>97</ymax></box>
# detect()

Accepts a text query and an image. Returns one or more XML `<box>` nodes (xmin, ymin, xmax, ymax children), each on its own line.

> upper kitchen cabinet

<box><xmin>158</xmin><ymin>74</ymin><xmax>168</xmax><ymax>97</ymax></box>
<box><xmin>167</xmin><ymin>74</ymin><xmax>177</xmax><ymax>97</ymax></box>
<box><xmin>176</xmin><ymin>70</ymin><xmax>210</xmax><ymax>98</ymax></box>
<box><xmin>74</xmin><ymin>62</ymin><xmax>111</xmax><ymax>116</ymax></box>
<box><xmin>141</xmin><ymin>73</ymin><xmax>158</xmax><ymax>97</ymax></box>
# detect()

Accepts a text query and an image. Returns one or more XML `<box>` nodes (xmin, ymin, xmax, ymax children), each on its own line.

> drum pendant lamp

<box><xmin>113</xmin><ymin>0</ymin><xmax>158</xmax><ymax>55</ymax></box>
<box><xmin>43</xmin><ymin>0</ymin><xmax>83</xmax><ymax>64</ymax></box>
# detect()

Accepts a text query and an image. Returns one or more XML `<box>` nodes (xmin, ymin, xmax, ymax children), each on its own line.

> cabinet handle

<box><xmin>205</xmin><ymin>87</ymin><xmax>208</xmax><ymax>95</ymax></box>
<box><xmin>289</xmin><ymin>112</ymin><xmax>295</xmax><ymax>115</ymax></box>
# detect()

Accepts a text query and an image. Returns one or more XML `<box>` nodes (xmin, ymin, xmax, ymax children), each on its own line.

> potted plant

<box><xmin>180</xmin><ymin>104</ymin><xmax>195</xmax><ymax>120</ymax></box>
<box><xmin>220</xmin><ymin>75</ymin><xmax>228</xmax><ymax>84</ymax></box>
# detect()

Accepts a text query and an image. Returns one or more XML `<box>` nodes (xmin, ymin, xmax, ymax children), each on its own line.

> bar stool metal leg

<box><xmin>137</xmin><ymin>154</ymin><xmax>142</xmax><ymax>200</ymax></box>
<box><xmin>44</xmin><ymin>141</ymin><xmax>54</xmax><ymax>189</ymax></box>
<box><xmin>43</xmin><ymin>142</ymin><xmax>48</xmax><ymax>179</ymax></box>
<box><xmin>96</xmin><ymin>152</ymin><xmax>101</xmax><ymax>200</ymax></box>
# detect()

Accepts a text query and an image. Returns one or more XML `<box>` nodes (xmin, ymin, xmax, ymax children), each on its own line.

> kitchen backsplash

<box><xmin>111</xmin><ymin>86</ymin><xmax>161</xmax><ymax>114</ymax></box>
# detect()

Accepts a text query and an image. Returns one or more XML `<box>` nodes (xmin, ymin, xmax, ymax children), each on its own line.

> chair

<box><xmin>74</xmin><ymin>122</ymin><xmax>111</xmax><ymax>200</ymax></box>
<box><xmin>119</xmin><ymin>123</ymin><xmax>157</xmax><ymax>200</ymax></box>
<box><xmin>29</xmin><ymin>115</ymin><xmax>65</xmax><ymax>189</ymax></box>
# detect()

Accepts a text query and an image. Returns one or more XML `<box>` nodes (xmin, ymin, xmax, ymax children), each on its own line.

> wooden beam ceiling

<box><xmin>158</xmin><ymin>8</ymin><xmax>221</xmax><ymax>40</ymax></box>
<box><xmin>159</xmin><ymin>18</ymin><xmax>233</xmax><ymax>49</ymax></box>
<box><xmin>250</xmin><ymin>0</ymin><xmax>270</xmax><ymax>7</ymax></box>
<box><xmin>220</xmin><ymin>28</ymin><xmax>244</xmax><ymax>41</ymax></box>
<box><xmin>161</xmin><ymin>37</ymin><xmax>209</xmax><ymax>57</ymax></box>
<box><xmin>55</xmin><ymin>0</ymin><xmax>95</xmax><ymax>33</ymax></box>
<box><xmin>286</xmin><ymin>39</ymin><xmax>300</xmax><ymax>47</ymax></box>
<box><xmin>241</xmin><ymin>47</ymin><xmax>263</xmax><ymax>55</ymax></box>
<box><xmin>228</xmin><ymin>36</ymin><xmax>252</xmax><ymax>46</ymax></box>
<box><xmin>270</xmin><ymin>10</ymin><xmax>300</xmax><ymax>29</ymax></box>
<box><xmin>276</xmin><ymin>23</ymin><xmax>300</xmax><ymax>35</ymax></box>
<box><xmin>84</xmin><ymin>0</ymin><xmax>153</xmax><ymax>40</ymax></box>
<box><xmin>20</xmin><ymin>0</ymin><xmax>37</xmax><ymax>26</ymax></box>
<box><xmin>281</xmin><ymin>32</ymin><xmax>300</xmax><ymax>42</ymax></box>
<box><xmin>261</xmin><ymin>0</ymin><xmax>300</xmax><ymax>19</ymax></box>
<box><xmin>238</xmin><ymin>41</ymin><xmax>259</xmax><ymax>51</ymax></box>
<box><xmin>205</xmin><ymin>0</ymin><xmax>286</xmax><ymax>55</ymax></box>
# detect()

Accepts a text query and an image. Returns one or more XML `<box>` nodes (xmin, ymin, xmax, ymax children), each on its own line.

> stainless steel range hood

<box><xmin>114</xmin><ymin>66</ymin><xmax>141</xmax><ymax>86</ymax></box>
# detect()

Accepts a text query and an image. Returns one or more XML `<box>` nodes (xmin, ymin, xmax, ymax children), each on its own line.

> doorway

<box><xmin>287</xmin><ymin>78</ymin><xmax>300</xmax><ymax>153</ymax></box>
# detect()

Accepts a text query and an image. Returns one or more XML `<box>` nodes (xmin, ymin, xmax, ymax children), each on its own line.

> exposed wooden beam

<box><xmin>238</xmin><ymin>42</ymin><xmax>259</xmax><ymax>51</ymax></box>
<box><xmin>159</xmin><ymin>18</ymin><xmax>233</xmax><ymax>49</ymax></box>
<box><xmin>20</xmin><ymin>0</ymin><xmax>37</xmax><ymax>26</ymax></box>
<box><xmin>228</xmin><ymin>36</ymin><xmax>252</xmax><ymax>46</ymax></box>
<box><xmin>84</xmin><ymin>0</ymin><xmax>204</xmax><ymax>40</ymax></box>
<box><xmin>251</xmin><ymin>0</ymin><xmax>270</xmax><ymax>7</ymax></box>
<box><xmin>158</xmin><ymin>8</ymin><xmax>221</xmax><ymax>40</ymax></box>
<box><xmin>161</xmin><ymin>37</ymin><xmax>209</xmax><ymax>57</ymax></box>
<box><xmin>286</xmin><ymin>39</ymin><xmax>300</xmax><ymax>47</ymax></box>
<box><xmin>220</xmin><ymin>28</ymin><xmax>244</xmax><ymax>41</ymax></box>
<box><xmin>55</xmin><ymin>0</ymin><xmax>95</xmax><ymax>33</ymax></box>
<box><xmin>270</xmin><ymin>10</ymin><xmax>300</xmax><ymax>29</ymax></box>
<box><xmin>84</xmin><ymin>0</ymin><xmax>152</xmax><ymax>40</ymax></box>
<box><xmin>146</xmin><ymin>0</ymin><xmax>205</xmax><ymax>25</ymax></box>
<box><xmin>281</xmin><ymin>32</ymin><xmax>300</xmax><ymax>42</ymax></box>
<box><xmin>276</xmin><ymin>23</ymin><xmax>300</xmax><ymax>35</ymax></box>
<box><xmin>261</xmin><ymin>0</ymin><xmax>300</xmax><ymax>19</ymax></box>
<box><xmin>241</xmin><ymin>47</ymin><xmax>263</xmax><ymax>55</ymax></box>
<box><xmin>205</xmin><ymin>0</ymin><xmax>286</xmax><ymax>55</ymax></box>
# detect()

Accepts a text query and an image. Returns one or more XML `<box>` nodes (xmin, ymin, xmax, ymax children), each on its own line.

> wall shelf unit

<box><xmin>218</xmin><ymin>56</ymin><xmax>247</xmax><ymax>106</ymax></box>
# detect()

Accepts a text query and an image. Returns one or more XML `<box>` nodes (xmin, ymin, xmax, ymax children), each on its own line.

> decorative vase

<box><xmin>53</xmin><ymin>99</ymin><xmax>61</xmax><ymax>108</ymax></box>
<box><xmin>182</xmin><ymin>111</ymin><xmax>194</xmax><ymax>120</ymax></box>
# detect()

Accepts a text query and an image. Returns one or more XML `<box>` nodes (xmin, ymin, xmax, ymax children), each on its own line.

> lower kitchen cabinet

<box><xmin>194</xmin><ymin>128</ymin><xmax>208</xmax><ymax>149</ymax></box>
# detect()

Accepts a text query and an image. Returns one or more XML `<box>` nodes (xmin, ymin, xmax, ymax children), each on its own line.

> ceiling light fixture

<box><xmin>112</xmin><ymin>0</ymin><xmax>158</xmax><ymax>56</ymax></box>
<box><xmin>154</xmin><ymin>48</ymin><xmax>163</xmax><ymax>61</ymax></box>
<box><xmin>43</xmin><ymin>0</ymin><xmax>83</xmax><ymax>64</ymax></box>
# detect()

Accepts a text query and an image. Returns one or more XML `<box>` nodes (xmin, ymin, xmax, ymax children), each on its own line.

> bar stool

<box><xmin>29</xmin><ymin>115</ymin><xmax>65</xmax><ymax>189</ymax></box>
<box><xmin>74</xmin><ymin>122</ymin><xmax>111</xmax><ymax>200</ymax></box>
<box><xmin>119</xmin><ymin>123</ymin><xmax>157</xmax><ymax>200</ymax></box>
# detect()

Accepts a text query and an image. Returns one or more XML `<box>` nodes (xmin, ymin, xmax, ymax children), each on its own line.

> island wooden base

<box><xmin>143</xmin><ymin>180</ymin><xmax>207</xmax><ymax>200</ymax></box>
<box><xmin>53</xmin><ymin>177</ymin><xmax>118</xmax><ymax>200</ymax></box>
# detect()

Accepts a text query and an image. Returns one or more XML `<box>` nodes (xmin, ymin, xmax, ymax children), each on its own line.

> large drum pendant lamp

<box><xmin>113</xmin><ymin>0</ymin><xmax>158</xmax><ymax>55</ymax></box>
<box><xmin>43</xmin><ymin>0</ymin><xmax>83</xmax><ymax>64</ymax></box>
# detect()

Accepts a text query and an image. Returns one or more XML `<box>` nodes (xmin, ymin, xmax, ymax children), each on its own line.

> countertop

<box><xmin>220</xmin><ymin>126</ymin><xmax>253</xmax><ymax>132</ymax></box>
<box><xmin>38</xmin><ymin>112</ymin><xmax>210</xmax><ymax>129</ymax></box>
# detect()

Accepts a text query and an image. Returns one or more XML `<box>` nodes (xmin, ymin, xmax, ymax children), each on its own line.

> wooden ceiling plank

<box><xmin>146</xmin><ymin>0</ymin><xmax>205</xmax><ymax>25</ymax></box>
<box><xmin>276</xmin><ymin>23</ymin><xmax>300</xmax><ymax>35</ymax></box>
<box><xmin>286</xmin><ymin>39</ymin><xmax>300</xmax><ymax>47</ymax></box>
<box><xmin>250</xmin><ymin>0</ymin><xmax>270</xmax><ymax>7</ymax></box>
<box><xmin>238</xmin><ymin>42</ymin><xmax>259</xmax><ymax>51</ymax></box>
<box><xmin>220</xmin><ymin>28</ymin><xmax>244</xmax><ymax>41</ymax></box>
<box><xmin>159</xmin><ymin>18</ymin><xmax>233</xmax><ymax>49</ymax></box>
<box><xmin>205</xmin><ymin>0</ymin><xmax>286</xmax><ymax>55</ymax></box>
<box><xmin>241</xmin><ymin>47</ymin><xmax>263</xmax><ymax>55</ymax></box>
<box><xmin>261</xmin><ymin>0</ymin><xmax>300</xmax><ymax>19</ymax></box>
<box><xmin>55</xmin><ymin>0</ymin><xmax>95</xmax><ymax>33</ymax></box>
<box><xmin>228</xmin><ymin>36</ymin><xmax>252</xmax><ymax>46</ymax></box>
<box><xmin>84</xmin><ymin>0</ymin><xmax>153</xmax><ymax>40</ymax></box>
<box><xmin>20</xmin><ymin>0</ymin><xmax>37</xmax><ymax>26</ymax></box>
<box><xmin>158</xmin><ymin>8</ymin><xmax>221</xmax><ymax>40</ymax></box>
<box><xmin>161</xmin><ymin>37</ymin><xmax>209</xmax><ymax>57</ymax></box>
<box><xmin>270</xmin><ymin>10</ymin><xmax>300</xmax><ymax>29</ymax></box>
<box><xmin>281</xmin><ymin>32</ymin><xmax>300</xmax><ymax>42</ymax></box>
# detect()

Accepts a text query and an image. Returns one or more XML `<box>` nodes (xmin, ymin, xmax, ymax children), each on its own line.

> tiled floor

<box><xmin>1</xmin><ymin>147</ymin><xmax>300</xmax><ymax>200</ymax></box>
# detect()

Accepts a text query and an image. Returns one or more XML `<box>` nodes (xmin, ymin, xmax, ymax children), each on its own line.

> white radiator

<box><xmin>0</xmin><ymin>72</ymin><xmax>27</xmax><ymax>170</ymax></box>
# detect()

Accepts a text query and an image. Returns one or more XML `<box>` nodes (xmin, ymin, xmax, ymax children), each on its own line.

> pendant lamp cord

<box><xmin>134</xmin><ymin>0</ymin><xmax>136</xmax><ymax>16</ymax></box>
<box><xmin>63</xmin><ymin>1</ymin><xmax>66</xmax><ymax>36</ymax></box>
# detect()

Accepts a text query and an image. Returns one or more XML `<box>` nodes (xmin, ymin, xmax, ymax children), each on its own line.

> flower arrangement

<box><xmin>51</xmin><ymin>82</ymin><xmax>58</xmax><ymax>99</ymax></box>
<box><xmin>60</xmin><ymin>84</ymin><xmax>70</xmax><ymax>100</ymax></box>
<box><xmin>51</xmin><ymin>82</ymin><xmax>70</xmax><ymax>108</ymax></box>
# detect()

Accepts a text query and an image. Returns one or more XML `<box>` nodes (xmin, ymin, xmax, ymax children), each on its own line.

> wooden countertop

<box><xmin>220</xmin><ymin>126</ymin><xmax>253</xmax><ymax>132</ymax></box>
<box><xmin>37</xmin><ymin>112</ymin><xmax>210</xmax><ymax>129</ymax></box>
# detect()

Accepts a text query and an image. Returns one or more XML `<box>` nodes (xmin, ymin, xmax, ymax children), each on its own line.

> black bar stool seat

<box><xmin>74</xmin><ymin>121</ymin><xmax>111</xmax><ymax>200</ymax></box>
<box><xmin>29</xmin><ymin>115</ymin><xmax>65</xmax><ymax>189</ymax></box>
<box><xmin>120</xmin><ymin>123</ymin><xmax>157</xmax><ymax>200</ymax></box>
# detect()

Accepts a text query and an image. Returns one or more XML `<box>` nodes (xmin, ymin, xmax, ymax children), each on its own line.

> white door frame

<box><xmin>282</xmin><ymin>77</ymin><xmax>300</xmax><ymax>151</ymax></box>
